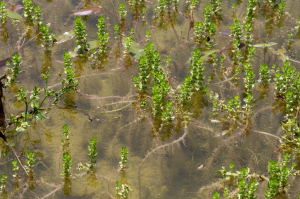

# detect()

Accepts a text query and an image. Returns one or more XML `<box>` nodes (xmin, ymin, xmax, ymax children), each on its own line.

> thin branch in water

<box><xmin>138</xmin><ymin>127</ymin><xmax>188</xmax><ymax>199</ymax></box>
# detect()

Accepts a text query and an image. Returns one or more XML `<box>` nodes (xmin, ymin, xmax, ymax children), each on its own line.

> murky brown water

<box><xmin>1</xmin><ymin>0</ymin><xmax>300</xmax><ymax>198</ymax></box>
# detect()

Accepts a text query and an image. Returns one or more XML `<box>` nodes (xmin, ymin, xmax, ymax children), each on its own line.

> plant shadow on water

<box><xmin>1</xmin><ymin>0</ymin><xmax>300</xmax><ymax>198</ymax></box>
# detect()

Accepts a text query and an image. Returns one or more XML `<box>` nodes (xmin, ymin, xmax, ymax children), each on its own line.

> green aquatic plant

<box><xmin>54</xmin><ymin>51</ymin><xmax>78</xmax><ymax>103</ymax></box>
<box><xmin>2</xmin><ymin>0</ymin><xmax>300</xmax><ymax>198</ymax></box>
<box><xmin>116</xmin><ymin>183</ymin><xmax>131</xmax><ymax>199</ymax></box>
<box><xmin>194</xmin><ymin>4</ymin><xmax>217</xmax><ymax>47</ymax></box>
<box><xmin>12</xmin><ymin>160</ymin><xmax>19</xmax><ymax>177</ymax></box>
<box><xmin>96</xmin><ymin>16</ymin><xmax>109</xmax><ymax>54</ymax></box>
<box><xmin>276</xmin><ymin>0</ymin><xmax>287</xmax><ymax>19</ymax></box>
<box><xmin>215</xmin><ymin>153</ymin><xmax>296</xmax><ymax>198</ymax></box>
<box><xmin>297</xmin><ymin>16</ymin><xmax>300</xmax><ymax>39</ymax></box>
<box><xmin>190</xmin><ymin>49</ymin><xmax>206</xmax><ymax>91</ymax></box>
<box><xmin>26</xmin><ymin>151</ymin><xmax>36</xmax><ymax>190</ymax></box>
<box><xmin>265</xmin><ymin>153</ymin><xmax>295</xmax><ymax>198</ymax></box>
<box><xmin>26</xmin><ymin>151</ymin><xmax>35</xmax><ymax>172</ymax></box>
<box><xmin>123</xmin><ymin>28</ymin><xmax>134</xmax><ymax>55</ymax></box>
<box><xmin>0</xmin><ymin>174</ymin><xmax>6</xmax><ymax>190</ymax></box>
<box><xmin>126</xmin><ymin>0</ymin><xmax>145</xmax><ymax>21</ymax></box>
<box><xmin>6</xmin><ymin>52</ymin><xmax>22</xmax><ymax>84</ymax></box>
<box><xmin>180</xmin><ymin>75</ymin><xmax>193</xmax><ymax>106</ymax></box>
<box><xmin>0</xmin><ymin>173</ymin><xmax>7</xmax><ymax>198</ymax></box>
<box><xmin>61</xmin><ymin>124</ymin><xmax>70</xmax><ymax>151</ymax></box>
<box><xmin>119</xmin><ymin>147</ymin><xmax>128</xmax><ymax>171</ymax></box>
<box><xmin>34</xmin><ymin>5</ymin><xmax>42</xmax><ymax>26</ymax></box>
<box><xmin>154</xmin><ymin>0</ymin><xmax>166</xmax><ymax>29</ymax></box>
<box><xmin>259</xmin><ymin>63</ymin><xmax>271</xmax><ymax>86</ymax></box>
<box><xmin>116</xmin><ymin>147</ymin><xmax>131</xmax><ymax>198</ymax></box>
<box><xmin>230</xmin><ymin>17</ymin><xmax>243</xmax><ymax>66</ymax></box>
<box><xmin>0</xmin><ymin>1</ymin><xmax>6</xmax><ymax>24</ymax></box>
<box><xmin>244</xmin><ymin>63</ymin><xmax>255</xmax><ymax>95</ymax></box>
<box><xmin>11</xmin><ymin>159</ymin><xmax>20</xmax><ymax>193</ymax></box>
<box><xmin>210</xmin><ymin>0</ymin><xmax>223</xmax><ymax>21</ymax></box>
<box><xmin>132</xmin><ymin>41</ymin><xmax>174</xmax><ymax>121</ymax></box>
<box><xmin>133</xmin><ymin>56</ymin><xmax>150</xmax><ymax>91</ymax></box>
<box><xmin>119</xmin><ymin>2</ymin><xmax>127</xmax><ymax>21</ymax></box>
<box><xmin>39</xmin><ymin>24</ymin><xmax>56</xmax><ymax>51</ymax></box>
<box><xmin>118</xmin><ymin>2</ymin><xmax>127</xmax><ymax>34</ymax></box>
<box><xmin>17</xmin><ymin>86</ymin><xmax>37</xmax><ymax>121</ymax></box>
<box><xmin>23</xmin><ymin>0</ymin><xmax>34</xmax><ymax>24</ymax></box>
<box><xmin>74</xmin><ymin>16</ymin><xmax>88</xmax><ymax>54</ymax></box>
<box><xmin>61</xmin><ymin>152</ymin><xmax>72</xmax><ymax>177</ymax></box>
<box><xmin>0</xmin><ymin>1</ymin><xmax>8</xmax><ymax>42</ymax></box>
<box><xmin>87</xmin><ymin>136</ymin><xmax>98</xmax><ymax>170</ymax></box>
<box><xmin>114</xmin><ymin>24</ymin><xmax>120</xmax><ymax>39</ymax></box>
<box><xmin>287</xmin><ymin>32</ymin><xmax>293</xmax><ymax>50</ymax></box>
<box><xmin>274</xmin><ymin>60</ymin><xmax>296</xmax><ymax>98</ymax></box>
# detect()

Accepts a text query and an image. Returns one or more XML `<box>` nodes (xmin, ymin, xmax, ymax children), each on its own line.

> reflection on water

<box><xmin>0</xmin><ymin>0</ymin><xmax>300</xmax><ymax>198</ymax></box>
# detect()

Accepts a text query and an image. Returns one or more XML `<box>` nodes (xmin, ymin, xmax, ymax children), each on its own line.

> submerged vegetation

<box><xmin>1</xmin><ymin>0</ymin><xmax>300</xmax><ymax>198</ymax></box>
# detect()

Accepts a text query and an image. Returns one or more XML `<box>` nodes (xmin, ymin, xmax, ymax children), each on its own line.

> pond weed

<box><xmin>1</xmin><ymin>0</ymin><xmax>300</xmax><ymax>198</ymax></box>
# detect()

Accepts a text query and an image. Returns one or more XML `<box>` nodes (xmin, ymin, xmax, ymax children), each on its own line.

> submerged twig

<box><xmin>138</xmin><ymin>127</ymin><xmax>188</xmax><ymax>199</ymax></box>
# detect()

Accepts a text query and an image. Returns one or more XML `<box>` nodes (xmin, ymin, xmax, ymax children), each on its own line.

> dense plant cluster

<box><xmin>1</xmin><ymin>0</ymin><xmax>300</xmax><ymax>198</ymax></box>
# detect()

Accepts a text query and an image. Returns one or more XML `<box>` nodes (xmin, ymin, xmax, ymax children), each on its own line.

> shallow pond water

<box><xmin>1</xmin><ymin>0</ymin><xmax>300</xmax><ymax>198</ymax></box>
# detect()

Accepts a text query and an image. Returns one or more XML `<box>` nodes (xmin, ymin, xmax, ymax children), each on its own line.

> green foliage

<box><xmin>277</xmin><ymin>0</ymin><xmax>287</xmax><ymax>19</ymax></box>
<box><xmin>116</xmin><ymin>181</ymin><xmax>131</xmax><ymax>199</ymax></box>
<box><xmin>96</xmin><ymin>16</ymin><xmax>109</xmax><ymax>54</ymax></box>
<box><xmin>26</xmin><ymin>151</ymin><xmax>35</xmax><ymax>172</ymax></box>
<box><xmin>119</xmin><ymin>2</ymin><xmax>127</xmax><ymax>21</ymax></box>
<box><xmin>230</xmin><ymin>18</ymin><xmax>243</xmax><ymax>65</ymax></box>
<box><xmin>123</xmin><ymin>29</ymin><xmax>134</xmax><ymax>54</ymax></box>
<box><xmin>274</xmin><ymin>60</ymin><xmax>297</xmax><ymax>97</ymax></box>
<box><xmin>212</xmin><ymin>191</ymin><xmax>220</xmax><ymax>199</ymax></box>
<box><xmin>133</xmin><ymin>56</ymin><xmax>150</xmax><ymax>90</ymax></box>
<box><xmin>189</xmin><ymin>49</ymin><xmax>206</xmax><ymax>91</ymax></box>
<box><xmin>61</xmin><ymin>152</ymin><xmax>72</xmax><ymax>177</ymax></box>
<box><xmin>244</xmin><ymin>63</ymin><xmax>255</xmax><ymax>95</ymax></box>
<box><xmin>194</xmin><ymin>4</ymin><xmax>217</xmax><ymax>47</ymax></box>
<box><xmin>217</xmin><ymin>162</ymin><xmax>259</xmax><ymax>198</ymax></box>
<box><xmin>151</xmin><ymin>71</ymin><xmax>171</xmax><ymax>117</ymax></box>
<box><xmin>34</xmin><ymin>5</ymin><xmax>42</xmax><ymax>26</ymax></box>
<box><xmin>11</xmin><ymin>160</ymin><xmax>20</xmax><ymax>179</ymax></box>
<box><xmin>17</xmin><ymin>86</ymin><xmax>43</xmax><ymax>121</ymax></box>
<box><xmin>74</xmin><ymin>16</ymin><xmax>88</xmax><ymax>54</ymax></box>
<box><xmin>6</xmin><ymin>52</ymin><xmax>22</xmax><ymax>84</ymax></box>
<box><xmin>119</xmin><ymin>147</ymin><xmax>128</xmax><ymax>171</ymax></box>
<box><xmin>114</xmin><ymin>24</ymin><xmax>120</xmax><ymax>39</ymax></box>
<box><xmin>23</xmin><ymin>0</ymin><xmax>34</xmax><ymax>23</ymax></box>
<box><xmin>146</xmin><ymin>29</ymin><xmax>151</xmax><ymax>42</ymax></box>
<box><xmin>215</xmin><ymin>154</ymin><xmax>296</xmax><ymax>199</ymax></box>
<box><xmin>126</xmin><ymin>0</ymin><xmax>146</xmax><ymax>21</ymax></box>
<box><xmin>224</xmin><ymin>95</ymin><xmax>241</xmax><ymax>120</ymax></box>
<box><xmin>39</xmin><ymin>24</ymin><xmax>55</xmax><ymax>50</ymax></box>
<box><xmin>161</xmin><ymin>100</ymin><xmax>175</xmax><ymax>123</ymax></box>
<box><xmin>210</xmin><ymin>0</ymin><xmax>222</xmax><ymax>17</ymax></box>
<box><xmin>265</xmin><ymin>153</ymin><xmax>295</xmax><ymax>198</ymax></box>
<box><xmin>115</xmin><ymin>181</ymin><xmax>121</xmax><ymax>195</ymax></box>
<box><xmin>190</xmin><ymin>0</ymin><xmax>199</xmax><ymax>10</ymax></box>
<box><xmin>0</xmin><ymin>1</ymin><xmax>8</xmax><ymax>41</ymax></box>
<box><xmin>61</xmin><ymin>124</ymin><xmax>70</xmax><ymax>151</ymax></box>
<box><xmin>12</xmin><ymin>160</ymin><xmax>18</xmax><ymax>172</ymax></box>
<box><xmin>2</xmin><ymin>0</ymin><xmax>300</xmax><ymax>198</ymax></box>
<box><xmin>132</xmin><ymin>42</ymin><xmax>174</xmax><ymax>122</ymax></box>
<box><xmin>0</xmin><ymin>1</ymin><xmax>7</xmax><ymax>24</ymax></box>
<box><xmin>87</xmin><ymin>137</ymin><xmax>98</xmax><ymax>170</ymax></box>
<box><xmin>180</xmin><ymin>75</ymin><xmax>193</xmax><ymax>105</ymax></box>
<box><xmin>0</xmin><ymin>174</ymin><xmax>7</xmax><ymax>190</ymax></box>
<box><xmin>259</xmin><ymin>63</ymin><xmax>271</xmax><ymax>86</ymax></box>
<box><xmin>54</xmin><ymin>52</ymin><xmax>78</xmax><ymax>103</ymax></box>
<box><xmin>118</xmin><ymin>183</ymin><xmax>131</xmax><ymax>199</ymax></box>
